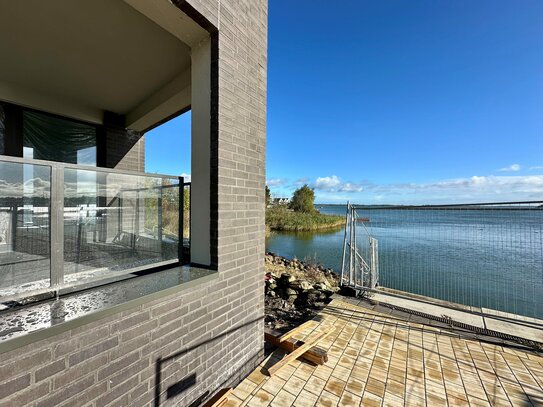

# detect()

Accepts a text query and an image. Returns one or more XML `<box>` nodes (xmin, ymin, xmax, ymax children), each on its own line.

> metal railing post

<box><xmin>157</xmin><ymin>184</ymin><xmax>163</xmax><ymax>248</ymax></box>
<box><xmin>178</xmin><ymin>177</ymin><xmax>184</xmax><ymax>264</ymax></box>
<box><xmin>349</xmin><ymin>205</ymin><xmax>354</xmax><ymax>286</ymax></box>
<box><xmin>340</xmin><ymin>202</ymin><xmax>349</xmax><ymax>285</ymax></box>
<box><xmin>134</xmin><ymin>190</ymin><xmax>140</xmax><ymax>249</ymax></box>
<box><xmin>50</xmin><ymin>164</ymin><xmax>64</xmax><ymax>287</ymax></box>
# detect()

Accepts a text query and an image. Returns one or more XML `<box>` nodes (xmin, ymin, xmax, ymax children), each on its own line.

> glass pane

<box><xmin>0</xmin><ymin>160</ymin><xmax>51</xmax><ymax>296</ymax></box>
<box><xmin>23</xmin><ymin>110</ymin><xmax>96</xmax><ymax>165</ymax></box>
<box><xmin>63</xmin><ymin>168</ymin><xmax>180</xmax><ymax>285</ymax></box>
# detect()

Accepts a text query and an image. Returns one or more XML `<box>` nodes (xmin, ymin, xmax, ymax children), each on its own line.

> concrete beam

<box><xmin>126</xmin><ymin>67</ymin><xmax>191</xmax><ymax>131</ymax></box>
<box><xmin>124</xmin><ymin>0</ymin><xmax>209</xmax><ymax>48</ymax></box>
<box><xmin>0</xmin><ymin>80</ymin><xmax>103</xmax><ymax>124</ymax></box>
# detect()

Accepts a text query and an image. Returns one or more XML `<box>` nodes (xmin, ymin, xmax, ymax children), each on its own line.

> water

<box><xmin>266</xmin><ymin>204</ymin><xmax>543</xmax><ymax>319</ymax></box>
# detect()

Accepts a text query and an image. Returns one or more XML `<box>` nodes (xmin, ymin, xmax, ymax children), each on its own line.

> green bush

<box><xmin>289</xmin><ymin>184</ymin><xmax>315</xmax><ymax>213</ymax></box>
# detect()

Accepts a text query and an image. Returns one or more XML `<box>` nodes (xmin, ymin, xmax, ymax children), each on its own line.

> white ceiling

<box><xmin>0</xmin><ymin>0</ymin><xmax>193</xmax><ymax>126</ymax></box>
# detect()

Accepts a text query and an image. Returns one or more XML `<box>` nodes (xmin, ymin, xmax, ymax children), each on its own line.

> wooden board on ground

<box><xmin>267</xmin><ymin>328</ymin><xmax>335</xmax><ymax>377</ymax></box>
<box><xmin>265</xmin><ymin>329</ymin><xmax>328</xmax><ymax>365</ymax></box>
<box><xmin>277</xmin><ymin>321</ymin><xmax>313</xmax><ymax>343</ymax></box>
<box><xmin>201</xmin><ymin>388</ymin><xmax>232</xmax><ymax>407</ymax></box>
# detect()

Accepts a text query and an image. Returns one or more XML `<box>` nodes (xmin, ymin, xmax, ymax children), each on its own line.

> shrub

<box><xmin>289</xmin><ymin>184</ymin><xmax>315</xmax><ymax>213</ymax></box>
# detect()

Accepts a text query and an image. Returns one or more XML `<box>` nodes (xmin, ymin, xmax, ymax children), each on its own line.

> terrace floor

<box><xmin>227</xmin><ymin>297</ymin><xmax>543</xmax><ymax>406</ymax></box>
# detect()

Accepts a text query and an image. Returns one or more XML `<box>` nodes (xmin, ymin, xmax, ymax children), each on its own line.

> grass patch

<box><xmin>266</xmin><ymin>206</ymin><xmax>345</xmax><ymax>232</ymax></box>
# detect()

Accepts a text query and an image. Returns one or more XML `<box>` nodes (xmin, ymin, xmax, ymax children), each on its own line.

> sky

<box><xmin>146</xmin><ymin>0</ymin><xmax>543</xmax><ymax>204</ymax></box>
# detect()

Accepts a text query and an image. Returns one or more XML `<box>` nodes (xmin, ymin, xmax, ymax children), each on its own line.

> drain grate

<box><xmin>365</xmin><ymin>298</ymin><xmax>543</xmax><ymax>353</ymax></box>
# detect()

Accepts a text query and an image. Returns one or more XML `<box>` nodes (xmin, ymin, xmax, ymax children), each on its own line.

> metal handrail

<box><xmin>0</xmin><ymin>154</ymin><xmax>179</xmax><ymax>180</ymax></box>
<box><xmin>350</xmin><ymin>201</ymin><xmax>543</xmax><ymax>210</ymax></box>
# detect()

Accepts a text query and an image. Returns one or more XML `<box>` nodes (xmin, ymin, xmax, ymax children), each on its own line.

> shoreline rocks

<box><xmin>264</xmin><ymin>252</ymin><xmax>340</xmax><ymax>332</ymax></box>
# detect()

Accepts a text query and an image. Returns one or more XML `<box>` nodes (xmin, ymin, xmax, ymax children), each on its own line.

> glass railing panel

<box><xmin>0</xmin><ymin>160</ymin><xmax>51</xmax><ymax>296</ymax></box>
<box><xmin>63</xmin><ymin>168</ymin><xmax>180</xmax><ymax>285</ymax></box>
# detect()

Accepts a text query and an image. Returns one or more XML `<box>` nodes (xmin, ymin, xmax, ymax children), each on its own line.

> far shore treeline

<box><xmin>265</xmin><ymin>184</ymin><xmax>345</xmax><ymax>232</ymax></box>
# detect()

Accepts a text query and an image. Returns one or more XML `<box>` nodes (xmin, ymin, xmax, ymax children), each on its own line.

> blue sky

<box><xmin>146</xmin><ymin>0</ymin><xmax>543</xmax><ymax>204</ymax></box>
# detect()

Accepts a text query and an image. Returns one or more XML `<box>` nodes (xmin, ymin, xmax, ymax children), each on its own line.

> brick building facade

<box><xmin>0</xmin><ymin>0</ymin><xmax>268</xmax><ymax>406</ymax></box>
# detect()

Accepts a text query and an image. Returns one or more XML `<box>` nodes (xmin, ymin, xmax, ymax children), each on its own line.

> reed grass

<box><xmin>266</xmin><ymin>206</ymin><xmax>345</xmax><ymax>231</ymax></box>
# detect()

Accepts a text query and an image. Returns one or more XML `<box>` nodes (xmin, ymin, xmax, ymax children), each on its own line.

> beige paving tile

<box><xmin>468</xmin><ymin>395</ymin><xmax>492</xmax><ymax>407</ymax></box>
<box><xmin>338</xmin><ymin>390</ymin><xmax>362</xmax><ymax>406</ymax></box>
<box><xmin>282</xmin><ymin>374</ymin><xmax>307</xmax><ymax>397</ymax></box>
<box><xmin>316</xmin><ymin>390</ymin><xmax>341</xmax><ymax>407</ymax></box>
<box><xmin>365</xmin><ymin>377</ymin><xmax>386</xmax><ymax>399</ymax></box>
<box><xmin>231</xmin><ymin>299</ymin><xmax>543</xmax><ymax>407</ymax></box>
<box><xmin>275</xmin><ymin>363</ymin><xmax>297</xmax><ymax>382</ymax></box>
<box><xmin>224</xmin><ymin>394</ymin><xmax>243</xmax><ymax>407</ymax></box>
<box><xmin>383</xmin><ymin>391</ymin><xmax>404</xmax><ymax>407</ymax></box>
<box><xmin>303</xmin><ymin>375</ymin><xmax>326</xmax><ymax>396</ymax></box>
<box><xmin>247</xmin><ymin>369</ymin><xmax>268</xmax><ymax>386</ymax></box>
<box><xmin>361</xmin><ymin>391</ymin><xmax>384</xmax><ymax>407</ymax></box>
<box><xmin>293</xmin><ymin>389</ymin><xmax>319</xmax><ymax>407</ymax></box>
<box><xmin>345</xmin><ymin>377</ymin><xmax>365</xmax><ymax>396</ymax></box>
<box><xmin>324</xmin><ymin>377</ymin><xmax>346</xmax><ymax>398</ymax></box>
<box><xmin>247</xmin><ymin>389</ymin><xmax>274</xmax><ymax>407</ymax></box>
<box><xmin>270</xmin><ymin>389</ymin><xmax>296</xmax><ymax>407</ymax></box>
<box><xmin>261</xmin><ymin>376</ymin><xmax>286</xmax><ymax>396</ymax></box>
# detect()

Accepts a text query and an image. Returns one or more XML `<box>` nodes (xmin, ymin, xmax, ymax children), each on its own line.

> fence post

<box><xmin>340</xmin><ymin>202</ymin><xmax>350</xmax><ymax>286</ymax></box>
<box><xmin>370</xmin><ymin>237</ymin><xmax>378</xmax><ymax>289</ymax></box>
<box><xmin>178</xmin><ymin>177</ymin><xmax>184</xmax><ymax>265</ymax></box>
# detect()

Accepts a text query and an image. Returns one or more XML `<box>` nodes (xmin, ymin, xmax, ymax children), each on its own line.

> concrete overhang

<box><xmin>0</xmin><ymin>0</ymin><xmax>208</xmax><ymax>131</ymax></box>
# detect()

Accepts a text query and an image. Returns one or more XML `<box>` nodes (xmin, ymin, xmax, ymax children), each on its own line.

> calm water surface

<box><xmin>266</xmin><ymin>204</ymin><xmax>543</xmax><ymax>319</ymax></box>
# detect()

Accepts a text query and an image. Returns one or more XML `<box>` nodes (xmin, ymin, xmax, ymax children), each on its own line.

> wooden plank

<box><xmin>267</xmin><ymin>329</ymin><xmax>334</xmax><ymax>377</ymax></box>
<box><xmin>264</xmin><ymin>329</ymin><xmax>328</xmax><ymax>365</ymax></box>
<box><xmin>201</xmin><ymin>388</ymin><xmax>232</xmax><ymax>407</ymax></box>
<box><xmin>277</xmin><ymin>321</ymin><xmax>313</xmax><ymax>343</ymax></box>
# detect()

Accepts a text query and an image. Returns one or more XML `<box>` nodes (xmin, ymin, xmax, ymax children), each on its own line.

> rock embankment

<box><xmin>264</xmin><ymin>253</ymin><xmax>340</xmax><ymax>332</ymax></box>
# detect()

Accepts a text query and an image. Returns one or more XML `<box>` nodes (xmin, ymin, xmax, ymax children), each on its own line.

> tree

<box><xmin>289</xmin><ymin>184</ymin><xmax>315</xmax><ymax>213</ymax></box>
<box><xmin>265</xmin><ymin>185</ymin><xmax>272</xmax><ymax>206</ymax></box>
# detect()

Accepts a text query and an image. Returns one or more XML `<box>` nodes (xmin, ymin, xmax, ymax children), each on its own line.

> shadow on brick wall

<box><xmin>154</xmin><ymin>316</ymin><xmax>264</xmax><ymax>406</ymax></box>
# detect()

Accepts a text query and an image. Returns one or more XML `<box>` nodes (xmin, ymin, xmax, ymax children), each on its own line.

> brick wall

<box><xmin>0</xmin><ymin>0</ymin><xmax>268</xmax><ymax>405</ymax></box>
<box><xmin>0</xmin><ymin>276</ymin><xmax>263</xmax><ymax>407</ymax></box>
<box><xmin>105</xmin><ymin>127</ymin><xmax>145</xmax><ymax>172</ymax></box>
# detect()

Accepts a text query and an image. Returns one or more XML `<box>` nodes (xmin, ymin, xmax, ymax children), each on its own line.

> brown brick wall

<box><xmin>0</xmin><ymin>0</ymin><xmax>267</xmax><ymax>405</ymax></box>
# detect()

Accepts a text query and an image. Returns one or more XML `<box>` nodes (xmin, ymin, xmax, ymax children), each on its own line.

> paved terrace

<box><xmin>227</xmin><ymin>297</ymin><xmax>543</xmax><ymax>407</ymax></box>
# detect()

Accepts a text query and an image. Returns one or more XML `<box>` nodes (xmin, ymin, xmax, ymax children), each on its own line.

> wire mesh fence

<box><xmin>353</xmin><ymin>201</ymin><xmax>543</xmax><ymax>319</ymax></box>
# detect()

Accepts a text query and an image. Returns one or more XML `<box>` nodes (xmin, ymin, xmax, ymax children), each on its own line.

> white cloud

<box><xmin>529</xmin><ymin>166</ymin><xmax>543</xmax><ymax>171</ymax></box>
<box><xmin>180</xmin><ymin>173</ymin><xmax>191</xmax><ymax>182</ymax></box>
<box><xmin>291</xmin><ymin>173</ymin><xmax>543</xmax><ymax>204</ymax></box>
<box><xmin>315</xmin><ymin>175</ymin><xmax>341</xmax><ymax>190</ymax></box>
<box><xmin>497</xmin><ymin>164</ymin><xmax>521</xmax><ymax>172</ymax></box>
<box><xmin>266</xmin><ymin>178</ymin><xmax>288</xmax><ymax>187</ymax></box>
<box><xmin>314</xmin><ymin>175</ymin><xmax>364</xmax><ymax>193</ymax></box>
<box><xmin>361</xmin><ymin>175</ymin><xmax>543</xmax><ymax>203</ymax></box>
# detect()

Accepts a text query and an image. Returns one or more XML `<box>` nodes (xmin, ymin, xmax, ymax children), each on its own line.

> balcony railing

<box><xmin>0</xmin><ymin>155</ymin><xmax>187</xmax><ymax>303</ymax></box>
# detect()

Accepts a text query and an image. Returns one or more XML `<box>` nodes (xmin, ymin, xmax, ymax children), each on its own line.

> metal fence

<box><xmin>350</xmin><ymin>201</ymin><xmax>543</xmax><ymax>319</ymax></box>
<box><xmin>340</xmin><ymin>203</ymin><xmax>379</xmax><ymax>290</ymax></box>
